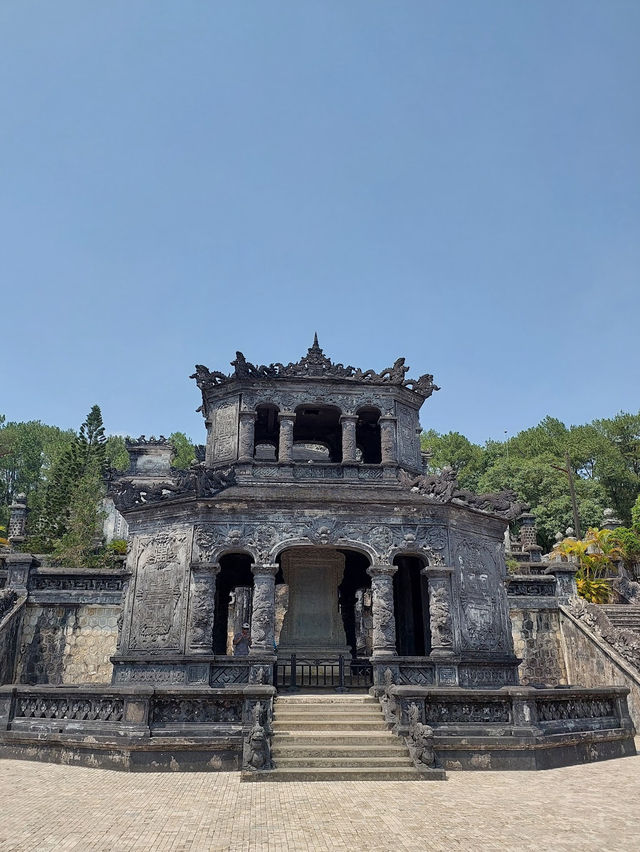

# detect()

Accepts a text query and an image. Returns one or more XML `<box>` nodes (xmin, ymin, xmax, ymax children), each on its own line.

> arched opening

<box><xmin>254</xmin><ymin>404</ymin><xmax>280</xmax><ymax>460</ymax></box>
<box><xmin>338</xmin><ymin>549</ymin><xmax>372</xmax><ymax>657</ymax></box>
<box><xmin>356</xmin><ymin>406</ymin><xmax>382</xmax><ymax>464</ymax></box>
<box><xmin>292</xmin><ymin>405</ymin><xmax>342</xmax><ymax>462</ymax></box>
<box><xmin>214</xmin><ymin>553</ymin><xmax>254</xmax><ymax>655</ymax></box>
<box><xmin>393</xmin><ymin>554</ymin><xmax>431</xmax><ymax>656</ymax></box>
<box><xmin>276</xmin><ymin>545</ymin><xmax>371</xmax><ymax>657</ymax></box>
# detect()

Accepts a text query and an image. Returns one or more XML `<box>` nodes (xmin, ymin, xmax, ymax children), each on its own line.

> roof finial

<box><xmin>312</xmin><ymin>331</ymin><xmax>320</xmax><ymax>350</ymax></box>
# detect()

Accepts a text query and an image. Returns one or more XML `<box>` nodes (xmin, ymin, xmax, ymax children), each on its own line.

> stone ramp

<box><xmin>242</xmin><ymin>692</ymin><xmax>445</xmax><ymax>781</ymax></box>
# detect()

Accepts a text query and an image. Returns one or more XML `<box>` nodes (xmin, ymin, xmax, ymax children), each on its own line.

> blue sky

<box><xmin>2</xmin><ymin>1</ymin><xmax>638</xmax><ymax>445</ymax></box>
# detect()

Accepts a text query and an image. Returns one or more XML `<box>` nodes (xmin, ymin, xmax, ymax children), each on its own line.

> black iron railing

<box><xmin>274</xmin><ymin>655</ymin><xmax>373</xmax><ymax>690</ymax></box>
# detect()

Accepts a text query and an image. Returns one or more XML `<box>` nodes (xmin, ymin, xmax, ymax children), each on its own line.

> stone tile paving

<box><xmin>1</xmin><ymin>753</ymin><xmax>639</xmax><ymax>852</ymax></box>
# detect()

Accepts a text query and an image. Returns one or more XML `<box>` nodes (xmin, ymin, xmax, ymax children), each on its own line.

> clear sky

<box><xmin>2</xmin><ymin>1</ymin><xmax>638</xmax><ymax>445</ymax></box>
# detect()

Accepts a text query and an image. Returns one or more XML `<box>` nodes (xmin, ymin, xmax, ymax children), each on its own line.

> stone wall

<box><xmin>510</xmin><ymin>607</ymin><xmax>568</xmax><ymax>687</ymax></box>
<box><xmin>15</xmin><ymin>604</ymin><xmax>118</xmax><ymax>685</ymax></box>
<box><xmin>559</xmin><ymin>610</ymin><xmax>640</xmax><ymax>729</ymax></box>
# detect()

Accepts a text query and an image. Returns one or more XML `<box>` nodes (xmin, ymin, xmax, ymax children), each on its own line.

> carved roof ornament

<box><xmin>398</xmin><ymin>467</ymin><xmax>528</xmax><ymax>521</ymax></box>
<box><xmin>125</xmin><ymin>436</ymin><xmax>172</xmax><ymax>447</ymax></box>
<box><xmin>190</xmin><ymin>334</ymin><xmax>440</xmax><ymax>400</ymax></box>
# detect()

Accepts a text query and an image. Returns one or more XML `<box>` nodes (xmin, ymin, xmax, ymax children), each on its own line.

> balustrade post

<box><xmin>278</xmin><ymin>413</ymin><xmax>295</xmax><ymax>463</ymax></box>
<box><xmin>340</xmin><ymin>415</ymin><xmax>358</xmax><ymax>464</ymax></box>
<box><xmin>545</xmin><ymin>558</ymin><xmax>578</xmax><ymax>603</ymax></box>
<box><xmin>249</xmin><ymin>563</ymin><xmax>278</xmax><ymax>655</ymax></box>
<box><xmin>186</xmin><ymin>562</ymin><xmax>220</xmax><ymax>654</ymax></box>
<box><xmin>238</xmin><ymin>411</ymin><xmax>256</xmax><ymax>462</ymax></box>
<box><xmin>367</xmin><ymin>564</ymin><xmax>398</xmax><ymax>657</ymax></box>
<box><xmin>379</xmin><ymin>416</ymin><xmax>398</xmax><ymax>466</ymax></box>
<box><xmin>422</xmin><ymin>566</ymin><xmax>455</xmax><ymax>656</ymax></box>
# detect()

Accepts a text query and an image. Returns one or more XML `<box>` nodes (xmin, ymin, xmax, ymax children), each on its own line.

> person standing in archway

<box><xmin>233</xmin><ymin>623</ymin><xmax>252</xmax><ymax>656</ymax></box>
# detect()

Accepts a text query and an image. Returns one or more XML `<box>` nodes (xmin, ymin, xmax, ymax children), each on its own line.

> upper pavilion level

<box><xmin>190</xmin><ymin>336</ymin><xmax>439</xmax><ymax>476</ymax></box>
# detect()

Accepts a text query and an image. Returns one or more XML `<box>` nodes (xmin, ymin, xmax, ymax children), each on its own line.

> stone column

<box><xmin>340</xmin><ymin>415</ymin><xmax>358</xmax><ymax>464</ymax></box>
<box><xmin>379</xmin><ymin>417</ymin><xmax>398</xmax><ymax>466</ymax></box>
<box><xmin>422</xmin><ymin>566</ymin><xmax>455</xmax><ymax>656</ymax></box>
<box><xmin>238</xmin><ymin>411</ymin><xmax>256</xmax><ymax>462</ymax></box>
<box><xmin>8</xmin><ymin>494</ymin><xmax>27</xmax><ymax>546</ymax></box>
<box><xmin>278</xmin><ymin>413</ymin><xmax>295</xmax><ymax>463</ymax></box>
<box><xmin>368</xmin><ymin>565</ymin><xmax>397</xmax><ymax>657</ymax></box>
<box><xmin>186</xmin><ymin>563</ymin><xmax>220</xmax><ymax>654</ymax></box>
<box><xmin>250</xmin><ymin>563</ymin><xmax>278</xmax><ymax>655</ymax></box>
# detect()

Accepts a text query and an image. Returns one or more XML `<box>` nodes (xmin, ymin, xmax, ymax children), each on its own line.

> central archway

<box><xmin>276</xmin><ymin>545</ymin><xmax>371</xmax><ymax>658</ymax></box>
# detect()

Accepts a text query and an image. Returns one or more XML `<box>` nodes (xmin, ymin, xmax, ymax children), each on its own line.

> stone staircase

<box><xmin>243</xmin><ymin>692</ymin><xmax>444</xmax><ymax>781</ymax></box>
<box><xmin>599</xmin><ymin>605</ymin><xmax>640</xmax><ymax>635</ymax></box>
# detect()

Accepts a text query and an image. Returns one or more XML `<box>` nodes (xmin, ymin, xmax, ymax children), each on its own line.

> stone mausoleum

<box><xmin>0</xmin><ymin>338</ymin><xmax>636</xmax><ymax>777</ymax></box>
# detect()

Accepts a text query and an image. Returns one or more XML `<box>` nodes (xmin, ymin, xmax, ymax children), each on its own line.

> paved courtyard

<box><xmin>1</xmin><ymin>752</ymin><xmax>639</xmax><ymax>852</ymax></box>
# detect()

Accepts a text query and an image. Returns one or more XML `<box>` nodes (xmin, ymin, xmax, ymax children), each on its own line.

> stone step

<box><xmin>272</xmin><ymin>719</ymin><xmax>387</xmax><ymax>731</ymax></box>
<box><xmin>273</xmin><ymin>756</ymin><xmax>414</xmax><ymax>768</ymax></box>
<box><xmin>272</xmin><ymin>744</ymin><xmax>409</xmax><ymax>758</ymax></box>
<box><xmin>242</xmin><ymin>766</ymin><xmax>425</xmax><ymax>782</ymax></box>
<box><xmin>275</xmin><ymin>695</ymin><xmax>377</xmax><ymax>704</ymax></box>
<box><xmin>274</xmin><ymin>709</ymin><xmax>383</xmax><ymax>720</ymax></box>
<box><xmin>272</xmin><ymin>732</ymin><xmax>398</xmax><ymax>746</ymax></box>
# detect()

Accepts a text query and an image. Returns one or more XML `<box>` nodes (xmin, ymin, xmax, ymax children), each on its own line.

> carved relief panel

<box><xmin>453</xmin><ymin>536</ymin><xmax>511</xmax><ymax>654</ymax></box>
<box><xmin>211</xmin><ymin>397</ymin><xmax>239</xmax><ymax>462</ymax></box>
<box><xmin>395</xmin><ymin>401</ymin><xmax>419</xmax><ymax>469</ymax></box>
<box><xmin>126</xmin><ymin>530</ymin><xmax>191</xmax><ymax>654</ymax></box>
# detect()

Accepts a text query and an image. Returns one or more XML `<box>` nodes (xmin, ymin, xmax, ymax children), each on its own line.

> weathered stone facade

<box><xmin>0</xmin><ymin>339</ymin><xmax>636</xmax><ymax>772</ymax></box>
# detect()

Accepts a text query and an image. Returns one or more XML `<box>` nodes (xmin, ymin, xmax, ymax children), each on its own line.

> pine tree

<box><xmin>38</xmin><ymin>405</ymin><xmax>109</xmax><ymax>550</ymax></box>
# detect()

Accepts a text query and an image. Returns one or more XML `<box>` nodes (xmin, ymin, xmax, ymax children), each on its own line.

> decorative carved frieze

<box><xmin>423</xmin><ymin>700</ymin><xmax>511</xmax><ymax>725</ymax></box>
<box><xmin>17</xmin><ymin>696</ymin><xmax>124</xmax><ymax>722</ymax></box>
<box><xmin>507</xmin><ymin>577</ymin><xmax>557</xmax><ymax>597</ymax></box>
<box><xmin>458</xmin><ymin>665</ymin><xmax>518</xmax><ymax>688</ymax></box>
<box><xmin>151</xmin><ymin>697</ymin><xmax>241</xmax><ymax>725</ymax></box>
<box><xmin>30</xmin><ymin>575</ymin><xmax>125</xmax><ymax>592</ymax></box>
<box><xmin>193</xmin><ymin>519</ymin><xmax>448</xmax><ymax>565</ymax></box>
<box><xmin>536</xmin><ymin>697</ymin><xmax>615</xmax><ymax>722</ymax></box>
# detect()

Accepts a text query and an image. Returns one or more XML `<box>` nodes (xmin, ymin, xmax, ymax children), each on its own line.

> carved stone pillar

<box><xmin>340</xmin><ymin>415</ymin><xmax>358</xmax><ymax>464</ymax></box>
<box><xmin>250</xmin><ymin>563</ymin><xmax>278</xmax><ymax>655</ymax></box>
<box><xmin>422</xmin><ymin>566</ymin><xmax>455</xmax><ymax>656</ymax></box>
<box><xmin>8</xmin><ymin>493</ymin><xmax>27</xmax><ymax>546</ymax></box>
<box><xmin>278</xmin><ymin>413</ymin><xmax>295</xmax><ymax>463</ymax></box>
<box><xmin>186</xmin><ymin>563</ymin><xmax>220</xmax><ymax>654</ymax></box>
<box><xmin>238</xmin><ymin>411</ymin><xmax>256</xmax><ymax>462</ymax></box>
<box><xmin>379</xmin><ymin>416</ymin><xmax>398</xmax><ymax>466</ymax></box>
<box><xmin>368</xmin><ymin>565</ymin><xmax>397</xmax><ymax>657</ymax></box>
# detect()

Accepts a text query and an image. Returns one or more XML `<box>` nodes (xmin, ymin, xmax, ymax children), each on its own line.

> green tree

<box><xmin>105</xmin><ymin>435</ymin><xmax>129</xmax><ymax>471</ymax></box>
<box><xmin>37</xmin><ymin>406</ymin><xmax>109</xmax><ymax>551</ymax></box>
<box><xmin>421</xmin><ymin>430</ymin><xmax>485</xmax><ymax>491</ymax></box>
<box><xmin>169</xmin><ymin>432</ymin><xmax>195</xmax><ymax>469</ymax></box>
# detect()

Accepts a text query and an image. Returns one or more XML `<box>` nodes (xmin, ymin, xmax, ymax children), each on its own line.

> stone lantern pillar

<box><xmin>340</xmin><ymin>415</ymin><xmax>358</xmax><ymax>464</ymax></box>
<box><xmin>8</xmin><ymin>494</ymin><xmax>28</xmax><ymax>546</ymax></box>
<box><xmin>249</xmin><ymin>563</ymin><xmax>278</xmax><ymax>655</ymax></box>
<box><xmin>368</xmin><ymin>565</ymin><xmax>398</xmax><ymax>657</ymax></box>
<box><xmin>238</xmin><ymin>411</ymin><xmax>256</xmax><ymax>463</ymax></box>
<box><xmin>278</xmin><ymin>413</ymin><xmax>295</xmax><ymax>463</ymax></box>
<box><xmin>186</xmin><ymin>562</ymin><xmax>220</xmax><ymax>654</ymax></box>
<box><xmin>379</xmin><ymin>417</ymin><xmax>398</xmax><ymax>466</ymax></box>
<box><xmin>422</xmin><ymin>566</ymin><xmax>455</xmax><ymax>656</ymax></box>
